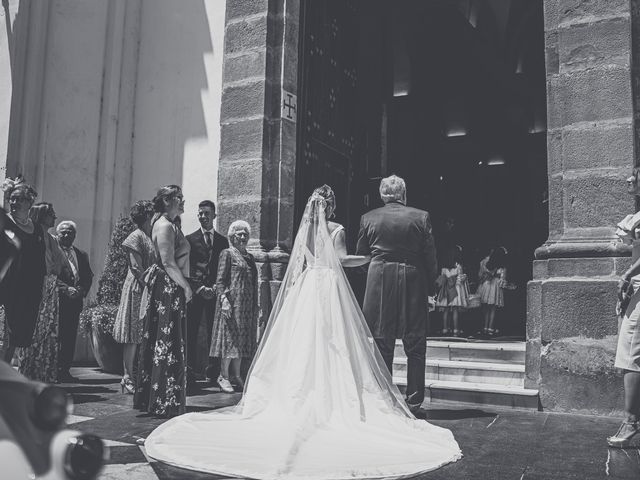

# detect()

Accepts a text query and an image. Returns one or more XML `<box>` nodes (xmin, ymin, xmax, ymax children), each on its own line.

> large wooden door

<box><xmin>296</xmin><ymin>0</ymin><xmax>363</xmax><ymax>245</ymax></box>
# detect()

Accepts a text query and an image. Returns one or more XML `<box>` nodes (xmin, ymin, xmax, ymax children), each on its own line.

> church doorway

<box><xmin>296</xmin><ymin>0</ymin><xmax>548</xmax><ymax>339</ymax></box>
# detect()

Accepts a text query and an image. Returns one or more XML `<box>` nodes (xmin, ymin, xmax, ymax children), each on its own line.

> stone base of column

<box><xmin>526</xmin><ymin>252</ymin><xmax>629</xmax><ymax>415</ymax></box>
<box><xmin>249</xmin><ymin>246</ymin><xmax>290</xmax><ymax>333</ymax></box>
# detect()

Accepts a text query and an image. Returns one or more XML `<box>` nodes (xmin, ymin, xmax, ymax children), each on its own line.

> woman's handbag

<box><xmin>617</xmin><ymin>281</ymin><xmax>635</xmax><ymax>318</ymax></box>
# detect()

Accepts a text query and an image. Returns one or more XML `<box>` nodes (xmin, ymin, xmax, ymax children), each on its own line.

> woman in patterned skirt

<box><xmin>112</xmin><ymin>200</ymin><xmax>156</xmax><ymax>394</ymax></box>
<box><xmin>134</xmin><ymin>185</ymin><xmax>191</xmax><ymax>417</ymax></box>
<box><xmin>210</xmin><ymin>220</ymin><xmax>258</xmax><ymax>393</ymax></box>
<box><xmin>18</xmin><ymin>202</ymin><xmax>65</xmax><ymax>382</ymax></box>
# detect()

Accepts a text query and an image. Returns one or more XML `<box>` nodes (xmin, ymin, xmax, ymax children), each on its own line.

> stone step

<box><xmin>393</xmin><ymin>357</ymin><xmax>524</xmax><ymax>387</ymax></box>
<box><xmin>394</xmin><ymin>339</ymin><xmax>526</xmax><ymax>364</ymax></box>
<box><xmin>392</xmin><ymin>377</ymin><xmax>540</xmax><ymax>410</ymax></box>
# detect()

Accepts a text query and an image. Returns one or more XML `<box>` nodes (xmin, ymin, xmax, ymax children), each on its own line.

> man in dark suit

<box><xmin>186</xmin><ymin>200</ymin><xmax>229</xmax><ymax>387</ymax></box>
<box><xmin>356</xmin><ymin>175</ymin><xmax>438</xmax><ymax>413</ymax></box>
<box><xmin>57</xmin><ymin>220</ymin><xmax>93</xmax><ymax>383</ymax></box>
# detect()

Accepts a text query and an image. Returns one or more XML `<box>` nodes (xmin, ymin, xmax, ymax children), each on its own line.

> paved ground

<box><xmin>63</xmin><ymin>367</ymin><xmax>640</xmax><ymax>480</ymax></box>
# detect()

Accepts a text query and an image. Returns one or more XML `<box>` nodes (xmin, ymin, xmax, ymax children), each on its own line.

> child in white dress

<box><xmin>477</xmin><ymin>246</ymin><xmax>509</xmax><ymax>336</ymax></box>
<box><xmin>436</xmin><ymin>246</ymin><xmax>470</xmax><ymax>337</ymax></box>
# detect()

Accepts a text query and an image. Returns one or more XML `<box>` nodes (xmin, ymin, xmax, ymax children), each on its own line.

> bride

<box><xmin>144</xmin><ymin>185</ymin><xmax>462</xmax><ymax>479</ymax></box>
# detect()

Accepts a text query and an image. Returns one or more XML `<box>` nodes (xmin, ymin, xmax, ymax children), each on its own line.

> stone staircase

<box><xmin>393</xmin><ymin>339</ymin><xmax>540</xmax><ymax>410</ymax></box>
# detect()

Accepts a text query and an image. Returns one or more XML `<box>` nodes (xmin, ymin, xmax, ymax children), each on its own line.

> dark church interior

<box><xmin>297</xmin><ymin>0</ymin><xmax>548</xmax><ymax>337</ymax></box>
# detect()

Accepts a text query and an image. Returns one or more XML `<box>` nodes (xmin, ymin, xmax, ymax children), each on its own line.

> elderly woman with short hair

<box><xmin>210</xmin><ymin>220</ymin><xmax>259</xmax><ymax>393</ymax></box>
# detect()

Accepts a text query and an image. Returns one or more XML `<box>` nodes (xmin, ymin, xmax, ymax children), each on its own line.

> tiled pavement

<box><xmin>63</xmin><ymin>367</ymin><xmax>640</xmax><ymax>480</ymax></box>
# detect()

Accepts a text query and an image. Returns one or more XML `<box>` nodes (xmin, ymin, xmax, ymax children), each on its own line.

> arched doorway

<box><xmin>296</xmin><ymin>0</ymin><xmax>548</xmax><ymax>339</ymax></box>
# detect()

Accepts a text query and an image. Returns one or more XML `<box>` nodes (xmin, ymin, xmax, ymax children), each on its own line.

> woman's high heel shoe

<box><xmin>607</xmin><ymin>421</ymin><xmax>639</xmax><ymax>448</ymax></box>
<box><xmin>120</xmin><ymin>377</ymin><xmax>135</xmax><ymax>395</ymax></box>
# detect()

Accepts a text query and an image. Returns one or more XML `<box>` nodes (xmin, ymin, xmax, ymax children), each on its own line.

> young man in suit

<box><xmin>186</xmin><ymin>200</ymin><xmax>229</xmax><ymax>388</ymax></box>
<box><xmin>356</xmin><ymin>175</ymin><xmax>438</xmax><ymax>413</ymax></box>
<box><xmin>57</xmin><ymin>221</ymin><xmax>93</xmax><ymax>383</ymax></box>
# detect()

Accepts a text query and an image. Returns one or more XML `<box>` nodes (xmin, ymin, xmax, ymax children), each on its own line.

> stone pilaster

<box><xmin>219</xmin><ymin>0</ymin><xmax>299</xmax><ymax>324</ymax></box>
<box><xmin>528</xmin><ymin>0</ymin><xmax>635</xmax><ymax>414</ymax></box>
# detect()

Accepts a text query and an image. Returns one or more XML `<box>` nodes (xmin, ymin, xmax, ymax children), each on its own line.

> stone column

<box><xmin>219</xmin><ymin>0</ymin><xmax>300</xmax><ymax>325</ymax></box>
<box><xmin>528</xmin><ymin>0</ymin><xmax>635</xmax><ymax>414</ymax></box>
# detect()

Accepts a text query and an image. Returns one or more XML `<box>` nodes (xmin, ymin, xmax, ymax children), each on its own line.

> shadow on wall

<box><xmin>132</xmin><ymin>0</ymin><xmax>220</xmax><ymax>236</ymax></box>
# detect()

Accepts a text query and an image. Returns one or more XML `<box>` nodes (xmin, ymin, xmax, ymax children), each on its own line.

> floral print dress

<box><xmin>134</xmin><ymin>222</ymin><xmax>189</xmax><ymax>417</ymax></box>
<box><xmin>112</xmin><ymin>229</ymin><xmax>156</xmax><ymax>344</ymax></box>
<box><xmin>18</xmin><ymin>233</ymin><xmax>66</xmax><ymax>382</ymax></box>
<box><xmin>210</xmin><ymin>247</ymin><xmax>259</xmax><ymax>359</ymax></box>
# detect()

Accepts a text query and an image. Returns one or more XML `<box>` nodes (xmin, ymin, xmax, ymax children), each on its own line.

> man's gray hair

<box><xmin>56</xmin><ymin>220</ymin><xmax>77</xmax><ymax>232</ymax></box>
<box><xmin>379</xmin><ymin>175</ymin><xmax>406</xmax><ymax>204</ymax></box>
<box><xmin>228</xmin><ymin>220</ymin><xmax>251</xmax><ymax>237</ymax></box>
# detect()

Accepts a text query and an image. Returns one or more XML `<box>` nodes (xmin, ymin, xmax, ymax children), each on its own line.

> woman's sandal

<box><xmin>607</xmin><ymin>421</ymin><xmax>639</xmax><ymax>448</ymax></box>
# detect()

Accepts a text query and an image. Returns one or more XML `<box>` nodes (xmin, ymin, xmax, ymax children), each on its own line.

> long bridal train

<box><xmin>144</xmin><ymin>194</ymin><xmax>461</xmax><ymax>479</ymax></box>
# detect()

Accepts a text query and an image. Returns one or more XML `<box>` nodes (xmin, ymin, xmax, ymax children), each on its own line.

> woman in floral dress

<box><xmin>18</xmin><ymin>202</ymin><xmax>65</xmax><ymax>382</ymax></box>
<box><xmin>112</xmin><ymin>200</ymin><xmax>156</xmax><ymax>394</ymax></box>
<box><xmin>134</xmin><ymin>185</ymin><xmax>191</xmax><ymax>417</ymax></box>
<box><xmin>210</xmin><ymin>220</ymin><xmax>258</xmax><ymax>393</ymax></box>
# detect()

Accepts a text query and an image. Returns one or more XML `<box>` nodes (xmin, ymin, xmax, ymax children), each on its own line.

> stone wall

<box><xmin>218</xmin><ymin>0</ymin><xmax>300</xmax><ymax>326</ymax></box>
<box><xmin>528</xmin><ymin>0</ymin><xmax>635</xmax><ymax>414</ymax></box>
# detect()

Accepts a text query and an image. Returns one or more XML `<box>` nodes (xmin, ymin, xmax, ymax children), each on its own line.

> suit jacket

<box><xmin>186</xmin><ymin>228</ymin><xmax>229</xmax><ymax>292</ymax></box>
<box><xmin>356</xmin><ymin>201</ymin><xmax>437</xmax><ymax>338</ymax></box>
<box><xmin>58</xmin><ymin>245</ymin><xmax>93</xmax><ymax>299</ymax></box>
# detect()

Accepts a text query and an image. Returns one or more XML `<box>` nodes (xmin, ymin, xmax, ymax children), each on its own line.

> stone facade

<box><xmin>217</xmin><ymin>0</ymin><xmax>299</xmax><ymax>325</ymax></box>
<box><xmin>527</xmin><ymin>0</ymin><xmax>636</xmax><ymax>414</ymax></box>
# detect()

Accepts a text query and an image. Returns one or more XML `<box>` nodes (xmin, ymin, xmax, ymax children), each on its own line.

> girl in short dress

<box><xmin>436</xmin><ymin>245</ymin><xmax>469</xmax><ymax>337</ymax></box>
<box><xmin>477</xmin><ymin>247</ymin><xmax>508</xmax><ymax>336</ymax></box>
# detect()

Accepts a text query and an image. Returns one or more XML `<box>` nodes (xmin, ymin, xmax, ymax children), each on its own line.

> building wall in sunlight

<box><xmin>2</xmin><ymin>0</ymin><xmax>226</xmax><ymax>362</ymax></box>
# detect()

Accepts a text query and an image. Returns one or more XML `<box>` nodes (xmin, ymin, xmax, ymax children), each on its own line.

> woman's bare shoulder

<box><xmin>327</xmin><ymin>221</ymin><xmax>344</xmax><ymax>235</ymax></box>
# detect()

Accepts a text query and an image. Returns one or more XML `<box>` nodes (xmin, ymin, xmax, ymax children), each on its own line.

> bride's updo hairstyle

<box><xmin>311</xmin><ymin>184</ymin><xmax>336</xmax><ymax>219</ymax></box>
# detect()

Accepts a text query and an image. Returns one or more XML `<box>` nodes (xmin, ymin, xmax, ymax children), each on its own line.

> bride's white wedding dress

<box><xmin>144</xmin><ymin>193</ymin><xmax>461</xmax><ymax>479</ymax></box>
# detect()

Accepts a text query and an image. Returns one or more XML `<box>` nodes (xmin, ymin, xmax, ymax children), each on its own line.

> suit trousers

<box><xmin>375</xmin><ymin>316</ymin><xmax>427</xmax><ymax>406</ymax></box>
<box><xmin>59</xmin><ymin>295</ymin><xmax>83</xmax><ymax>373</ymax></box>
<box><xmin>186</xmin><ymin>295</ymin><xmax>218</xmax><ymax>378</ymax></box>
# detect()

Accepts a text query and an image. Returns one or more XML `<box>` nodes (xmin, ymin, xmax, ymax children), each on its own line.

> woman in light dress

<box><xmin>112</xmin><ymin>200</ymin><xmax>156</xmax><ymax>394</ymax></box>
<box><xmin>608</xmin><ymin>167</ymin><xmax>640</xmax><ymax>447</ymax></box>
<box><xmin>143</xmin><ymin>185</ymin><xmax>461</xmax><ymax>479</ymax></box>
<box><xmin>210</xmin><ymin>220</ymin><xmax>258</xmax><ymax>393</ymax></box>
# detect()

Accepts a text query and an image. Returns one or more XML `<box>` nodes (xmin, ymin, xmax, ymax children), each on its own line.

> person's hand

<box><xmin>200</xmin><ymin>287</ymin><xmax>214</xmax><ymax>300</ymax></box>
<box><xmin>221</xmin><ymin>295</ymin><xmax>232</xmax><ymax>313</ymax></box>
<box><xmin>184</xmin><ymin>284</ymin><xmax>193</xmax><ymax>303</ymax></box>
<box><xmin>618</xmin><ymin>277</ymin><xmax>630</xmax><ymax>302</ymax></box>
<box><xmin>65</xmin><ymin>286</ymin><xmax>80</xmax><ymax>299</ymax></box>
<box><xmin>459</xmin><ymin>273</ymin><xmax>467</xmax><ymax>282</ymax></box>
